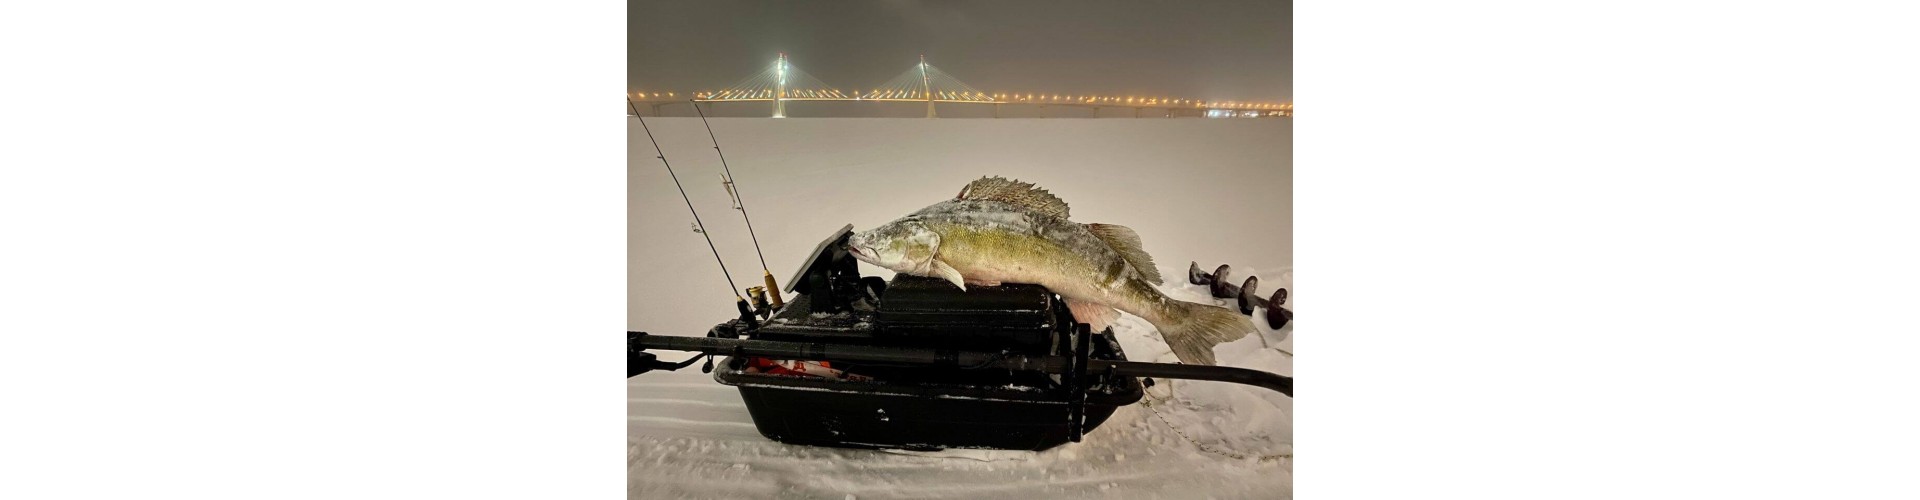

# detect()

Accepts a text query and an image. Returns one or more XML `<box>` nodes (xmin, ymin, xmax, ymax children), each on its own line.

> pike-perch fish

<box><xmin>847</xmin><ymin>176</ymin><xmax>1254</xmax><ymax>365</ymax></box>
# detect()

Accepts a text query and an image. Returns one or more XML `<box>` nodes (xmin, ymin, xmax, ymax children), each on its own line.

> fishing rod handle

<box><xmin>628</xmin><ymin>332</ymin><xmax>994</xmax><ymax>368</ymax></box>
<box><xmin>628</xmin><ymin>333</ymin><xmax>1292</xmax><ymax>396</ymax></box>
<box><xmin>763</xmin><ymin>271</ymin><xmax>784</xmax><ymax>308</ymax></box>
<box><xmin>1093</xmin><ymin>360</ymin><xmax>1292</xmax><ymax>397</ymax></box>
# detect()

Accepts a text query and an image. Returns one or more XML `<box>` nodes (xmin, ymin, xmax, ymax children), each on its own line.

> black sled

<box><xmin>630</xmin><ymin>225</ymin><xmax>1290</xmax><ymax>451</ymax></box>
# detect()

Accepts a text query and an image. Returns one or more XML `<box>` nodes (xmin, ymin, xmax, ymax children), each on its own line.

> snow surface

<box><xmin>630</xmin><ymin>118</ymin><xmax>1290</xmax><ymax>499</ymax></box>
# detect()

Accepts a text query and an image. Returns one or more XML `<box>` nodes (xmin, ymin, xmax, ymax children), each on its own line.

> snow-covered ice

<box><xmin>630</xmin><ymin>118</ymin><xmax>1290</xmax><ymax>499</ymax></box>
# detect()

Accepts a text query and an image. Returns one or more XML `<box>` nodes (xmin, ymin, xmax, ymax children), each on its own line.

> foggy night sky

<box><xmin>630</xmin><ymin>0</ymin><xmax>1290</xmax><ymax>103</ymax></box>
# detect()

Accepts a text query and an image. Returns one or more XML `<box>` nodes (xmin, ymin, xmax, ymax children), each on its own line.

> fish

<box><xmin>847</xmin><ymin>176</ymin><xmax>1253</xmax><ymax>365</ymax></box>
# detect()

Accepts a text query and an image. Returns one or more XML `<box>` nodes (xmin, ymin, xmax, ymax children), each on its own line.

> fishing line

<box><xmin>1141</xmin><ymin>394</ymin><xmax>1292</xmax><ymax>463</ymax></box>
<box><xmin>630</xmin><ymin>98</ymin><xmax>741</xmax><ymax>298</ymax></box>
<box><xmin>692</xmin><ymin>100</ymin><xmax>769</xmax><ymax>271</ymax></box>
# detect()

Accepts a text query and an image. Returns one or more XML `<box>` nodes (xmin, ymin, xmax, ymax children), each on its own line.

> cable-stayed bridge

<box><xmin>631</xmin><ymin>53</ymin><xmax>1291</xmax><ymax>118</ymax></box>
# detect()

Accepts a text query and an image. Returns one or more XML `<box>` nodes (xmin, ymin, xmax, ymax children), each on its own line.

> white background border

<box><xmin>1298</xmin><ymin>1</ymin><xmax>1919</xmax><ymax>498</ymax></box>
<box><xmin>5</xmin><ymin>1</ymin><xmax>1920</xmax><ymax>497</ymax></box>
<box><xmin>3</xmin><ymin>1</ymin><xmax>625</xmax><ymax>497</ymax></box>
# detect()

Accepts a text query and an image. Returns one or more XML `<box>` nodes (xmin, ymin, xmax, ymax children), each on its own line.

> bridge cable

<box><xmin>629</xmin><ymin>97</ymin><xmax>742</xmax><ymax>299</ymax></box>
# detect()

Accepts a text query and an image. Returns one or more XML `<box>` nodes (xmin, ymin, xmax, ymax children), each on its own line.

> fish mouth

<box><xmin>846</xmin><ymin>245</ymin><xmax>871</xmax><ymax>260</ymax></box>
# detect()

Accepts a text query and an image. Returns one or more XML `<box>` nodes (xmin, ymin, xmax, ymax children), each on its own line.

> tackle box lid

<box><xmin>877</xmin><ymin>275</ymin><xmax>1054</xmax><ymax>330</ymax></box>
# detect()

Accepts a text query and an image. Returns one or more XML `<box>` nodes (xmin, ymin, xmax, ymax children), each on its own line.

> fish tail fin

<box><xmin>1151</xmin><ymin>300</ymin><xmax>1255</xmax><ymax>366</ymax></box>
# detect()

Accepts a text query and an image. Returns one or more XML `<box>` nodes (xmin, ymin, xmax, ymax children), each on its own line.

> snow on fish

<box><xmin>847</xmin><ymin>176</ymin><xmax>1253</xmax><ymax>365</ymax></box>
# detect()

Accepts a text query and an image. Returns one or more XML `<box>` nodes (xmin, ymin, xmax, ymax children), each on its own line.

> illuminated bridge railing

<box><xmin>631</xmin><ymin>54</ymin><xmax>1290</xmax><ymax>117</ymax></box>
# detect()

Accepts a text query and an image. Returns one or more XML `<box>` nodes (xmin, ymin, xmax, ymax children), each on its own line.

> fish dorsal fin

<box><xmin>1085</xmin><ymin>223</ymin><xmax>1163</xmax><ymax>285</ymax></box>
<box><xmin>956</xmin><ymin>176</ymin><xmax>1070</xmax><ymax>220</ymax></box>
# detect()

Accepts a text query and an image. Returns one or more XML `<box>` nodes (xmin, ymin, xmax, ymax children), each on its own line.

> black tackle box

<box><xmin>750</xmin><ymin>274</ymin><xmax>1060</xmax><ymax>355</ymax></box>
<box><xmin>709</xmin><ymin>225</ymin><xmax>1144</xmax><ymax>451</ymax></box>
<box><xmin>714</xmin><ymin>272</ymin><xmax>1142</xmax><ymax>451</ymax></box>
<box><xmin>874</xmin><ymin>275</ymin><xmax>1059</xmax><ymax>354</ymax></box>
<box><xmin>713</xmin><ymin>327</ymin><xmax>1143</xmax><ymax>451</ymax></box>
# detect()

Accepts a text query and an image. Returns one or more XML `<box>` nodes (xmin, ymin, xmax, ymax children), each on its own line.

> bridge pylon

<box><xmin>773</xmin><ymin>52</ymin><xmax>787</xmax><ymax>118</ymax></box>
<box><xmin>702</xmin><ymin>53</ymin><xmax>842</xmax><ymax>117</ymax></box>
<box><xmin>919</xmin><ymin>55</ymin><xmax>934</xmax><ymax>118</ymax></box>
<box><xmin>860</xmin><ymin>56</ymin><xmax>995</xmax><ymax>118</ymax></box>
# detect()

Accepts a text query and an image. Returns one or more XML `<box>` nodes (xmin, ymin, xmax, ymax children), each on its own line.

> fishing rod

<box><xmin>629</xmin><ymin>332</ymin><xmax>1293</xmax><ymax>397</ymax></box>
<box><xmin>629</xmin><ymin>98</ymin><xmax>746</xmax><ymax>308</ymax></box>
<box><xmin>692</xmin><ymin>100</ymin><xmax>784</xmax><ymax>310</ymax></box>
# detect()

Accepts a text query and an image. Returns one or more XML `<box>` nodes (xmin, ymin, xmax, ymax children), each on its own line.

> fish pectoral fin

<box><xmin>929</xmin><ymin>258</ymin><xmax>967</xmax><ymax>291</ymax></box>
<box><xmin>1064</xmin><ymin>298</ymin><xmax>1121</xmax><ymax>332</ymax></box>
<box><xmin>1085</xmin><ymin>223</ymin><xmax>1163</xmax><ymax>285</ymax></box>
